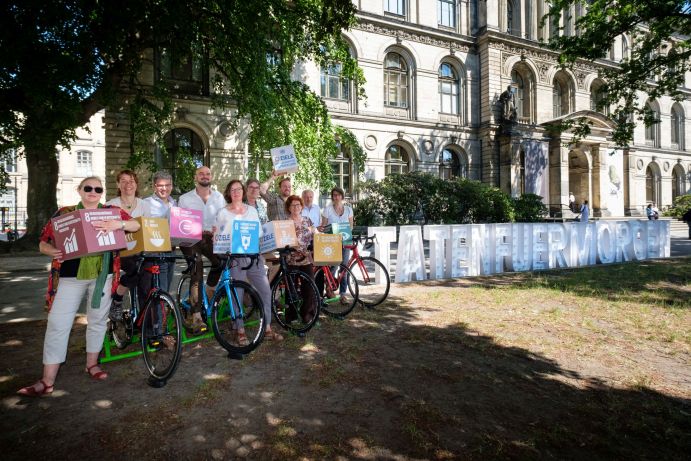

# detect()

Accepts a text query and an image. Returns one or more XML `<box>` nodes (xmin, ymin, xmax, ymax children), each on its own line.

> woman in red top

<box><xmin>17</xmin><ymin>177</ymin><xmax>140</xmax><ymax>397</ymax></box>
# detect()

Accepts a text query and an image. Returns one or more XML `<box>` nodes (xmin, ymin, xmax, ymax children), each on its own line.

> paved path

<box><xmin>1</xmin><ymin>233</ymin><xmax>689</xmax><ymax>324</ymax></box>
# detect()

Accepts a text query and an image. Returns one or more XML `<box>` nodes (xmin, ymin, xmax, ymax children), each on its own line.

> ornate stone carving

<box><xmin>353</xmin><ymin>21</ymin><xmax>471</xmax><ymax>53</ymax></box>
<box><xmin>364</xmin><ymin>135</ymin><xmax>378</xmax><ymax>150</ymax></box>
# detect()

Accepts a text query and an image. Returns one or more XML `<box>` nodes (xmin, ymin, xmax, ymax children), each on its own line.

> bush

<box><xmin>355</xmin><ymin>173</ymin><xmax>516</xmax><ymax>225</ymax></box>
<box><xmin>663</xmin><ymin>194</ymin><xmax>691</xmax><ymax>219</ymax></box>
<box><xmin>513</xmin><ymin>194</ymin><xmax>548</xmax><ymax>222</ymax></box>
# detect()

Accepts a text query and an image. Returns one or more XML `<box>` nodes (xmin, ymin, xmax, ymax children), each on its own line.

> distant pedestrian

<box><xmin>569</xmin><ymin>192</ymin><xmax>576</xmax><ymax>212</ymax></box>
<box><xmin>580</xmin><ymin>200</ymin><xmax>590</xmax><ymax>222</ymax></box>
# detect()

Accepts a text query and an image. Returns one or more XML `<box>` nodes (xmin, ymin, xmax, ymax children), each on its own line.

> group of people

<box><xmin>646</xmin><ymin>203</ymin><xmax>660</xmax><ymax>220</ymax></box>
<box><xmin>18</xmin><ymin>166</ymin><xmax>354</xmax><ymax>397</ymax></box>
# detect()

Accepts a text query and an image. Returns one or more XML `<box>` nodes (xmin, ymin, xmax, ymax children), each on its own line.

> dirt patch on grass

<box><xmin>1</xmin><ymin>258</ymin><xmax>690</xmax><ymax>460</ymax></box>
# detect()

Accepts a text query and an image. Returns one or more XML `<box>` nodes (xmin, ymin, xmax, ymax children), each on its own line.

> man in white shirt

<box><xmin>178</xmin><ymin>166</ymin><xmax>227</xmax><ymax>335</ymax></box>
<box><xmin>301</xmin><ymin>189</ymin><xmax>320</xmax><ymax>226</ymax></box>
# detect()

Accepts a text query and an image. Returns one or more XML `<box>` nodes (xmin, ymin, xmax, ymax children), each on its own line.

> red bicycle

<box><xmin>313</xmin><ymin>258</ymin><xmax>359</xmax><ymax>318</ymax></box>
<box><xmin>344</xmin><ymin>234</ymin><xmax>390</xmax><ymax>308</ymax></box>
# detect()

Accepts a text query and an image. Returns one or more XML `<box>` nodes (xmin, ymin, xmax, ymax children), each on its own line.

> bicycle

<box><xmin>269</xmin><ymin>246</ymin><xmax>321</xmax><ymax>336</ymax></box>
<box><xmin>345</xmin><ymin>233</ymin><xmax>391</xmax><ymax>308</ymax></box>
<box><xmin>177</xmin><ymin>253</ymin><xmax>266</xmax><ymax>357</ymax></box>
<box><xmin>107</xmin><ymin>253</ymin><xmax>183</xmax><ymax>387</ymax></box>
<box><xmin>313</xmin><ymin>252</ymin><xmax>360</xmax><ymax>318</ymax></box>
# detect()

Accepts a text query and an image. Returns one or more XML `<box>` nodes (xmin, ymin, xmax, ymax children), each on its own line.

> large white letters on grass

<box><xmin>369</xmin><ymin>220</ymin><xmax>670</xmax><ymax>283</ymax></box>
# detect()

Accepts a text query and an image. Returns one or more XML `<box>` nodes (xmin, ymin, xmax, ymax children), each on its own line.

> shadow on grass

<box><xmin>0</xmin><ymin>288</ymin><xmax>689</xmax><ymax>460</ymax></box>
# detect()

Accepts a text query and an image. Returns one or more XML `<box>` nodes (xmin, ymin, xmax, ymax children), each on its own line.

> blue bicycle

<box><xmin>176</xmin><ymin>253</ymin><xmax>266</xmax><ymax>356</ymax></box>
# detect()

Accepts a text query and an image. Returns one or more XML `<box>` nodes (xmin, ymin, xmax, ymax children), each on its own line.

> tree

<box><xmin>543</xmin><ymin>0</ymin><xmax>691</xmax><ymax>146</ymax></box>
<box><xmin>0</xmin><ymin>0</ymin><xmax>363</xmax><ymax>248</ymax></box>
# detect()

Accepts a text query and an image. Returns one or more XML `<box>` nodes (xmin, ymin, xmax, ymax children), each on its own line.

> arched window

<box><xmin>331</xmin><ymin>144</ymin><xmax>353</xmax><ymax>197</ymax></box>
<box><xmin>511</xmin><ymin>70</ymin><xmax>525</xmax><ymax>119</ymax></box>
<box><xmin>552</xmin><ymin>71</ymin><xmax>572</xmax><ymax>118</ymax></box>
<box><xmin>621</xmin><ymin>36</ymin><xmax>629</xmax><ymax>61</ymax></box>
<box><xmin>76</xmin><ymin>150</ymin><xmax>93</xmax><ymax>176</ymax></box>
<box><xmin>645</xmin><ymin>163</ymin><xmax>661</xmax><ymax>205</ymax></box>
<box><xmin>385</xmin><ymin>145</ymin><xmax>410</xmax><ymax>176</ymax></box>
<box><xmin>672</xmin><ymin>165</ymin><xmax>686</xmax><ymax>200</ymax></box>
<box><xmin>440</xmin><ymin>147</ymin><xmax>468</xmax><ymax>180</ymax></box>
<box><xmin>321</xmin><ymin>62</ymin><xmax>350</xmax><ymax>101</ymax></box>
<box><xmin>384</xmin><ymin>53</ymin><xmax>409</xmax><ymax>108</ymax></box>
<box><xmin>671</xmin><ymin>104</ymin><xmax>684</xmax><ymax>150</ymax></box>
<box><xmin>439</xmin><ymin>63</ymin><xmax>459</xmax><ymax>115</ymax></box>
<box><xmin>645</xmin><ymin>102</ymin><xmax>660</xmax><ymax>147</ymax></box>
<box><xmin>159</xmin><ymin>128</ymin><xmax>206</xmax><ymax>194</ymax></box>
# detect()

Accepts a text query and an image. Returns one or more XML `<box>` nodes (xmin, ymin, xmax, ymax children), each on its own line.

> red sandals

<box><xmin>17</xmin><ymin>379</ymin><xmax>54</xmax><ymax>397</ymax></box>
<box><xmin>86</xmin><ymin>364</ymin><xmax>108</xmax><ymax>381</ymax></box>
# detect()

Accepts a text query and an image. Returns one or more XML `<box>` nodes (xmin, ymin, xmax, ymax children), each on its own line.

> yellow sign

<box><xmin>313</xmin><ymin>233</ymin><xmax>343</xmax><ymax>266</ymax></box>
<box><xmin>120</xmin><ymin>217</ymin><xmax>172</xmax><ymax>256</ymax></box>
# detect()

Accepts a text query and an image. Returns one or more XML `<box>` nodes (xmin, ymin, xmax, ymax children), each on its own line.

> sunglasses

<box><xmin>83</xmin><ymin>186</ymin><xmax>104</xmax><ymax>193</ymax></box>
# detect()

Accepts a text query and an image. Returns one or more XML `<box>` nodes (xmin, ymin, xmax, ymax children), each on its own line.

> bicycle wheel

<box><xmin>110</xmin><ymin>290</ymin><xmax>135</xmax><ymax>349</ymax></box>
<box><xmin>211</xmin><ymin>280</ymin><xmax>265</xmax><ymax>355</ymax></box>
<box><xmin>347</xmin><ymin>256</ymin><xmax>391</xmax><ymax>307</ymax></box>
<box><xmin>140</xmin><ymin>292</ymin><xmax>183</xmax><ymax>382</ymax></box>
<box><xmin>271</xmin><ymin>269</ymin><xmax>320</xmax><ymax>335</ymax></box>
<box><xmin>315</xmin><ymin>264</ymin><xmax>359</xmax><ymax>317</ymax></box>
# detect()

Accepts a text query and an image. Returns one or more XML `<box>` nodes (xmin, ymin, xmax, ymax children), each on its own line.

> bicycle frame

<box><xmin>345</xmin><ymin>234</ymin><xmax>377</xmax><ymax>284</ymax></box>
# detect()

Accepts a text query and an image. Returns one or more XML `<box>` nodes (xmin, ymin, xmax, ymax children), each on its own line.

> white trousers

<box><xmin>43</xmin><ymin>275</ymin><xmax>113</xmax><ymax>365</ymax></box>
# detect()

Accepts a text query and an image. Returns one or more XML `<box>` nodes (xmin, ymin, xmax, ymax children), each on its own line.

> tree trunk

<box><xmin>0</xmin><ymin>120</ymin><xmax>59</xmax><ymax>252</ymax></box>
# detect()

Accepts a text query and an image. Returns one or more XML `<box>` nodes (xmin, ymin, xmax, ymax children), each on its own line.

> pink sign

<box><xmin>51</xmin><ymin>209</ymin><xmax>127</xmax><ymax>260</ymax></box>
<box><xmin>169</xmin><ymin>207</ymin><xmax>203</xmax><ymax>246</ymax></box>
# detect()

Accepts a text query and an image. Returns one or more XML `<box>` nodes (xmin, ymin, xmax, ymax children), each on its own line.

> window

<box><xmin>645</xmin><ymin>103</ymin><xmax>659</xmax><ymax>146</ymax></box>
<box><xmin>1</xmin><ymin>149</ymin><xmax>17</xmax><ymax>173</ymax></box>
<box><xmin>438</xmin><ymin>0</ymin><xmax>455</xmax><ymax>28</ymax></box>
<box><xmin>672</xmin><ymin>165</ymin><xmax>685</xmax><ymax>200</ymax></box>
<box><xmin>440</xmin><ymin>148</ymin><xmax>467</xmax><ymax>180</ymax></box>
<box><xmin>507</xmin><ymin>0</ymin><xmax>515</xmax><ymax>35</ymax></box>
<box><xmin>385</xmin><ymin>145</ymin><xmax>410</xmax><ymax>175</ymax></box>
<box><xmin>645</xmin><ymin>164</ymin><xmax>661</xmax><ymax>204</ymax></box>
<box><xmin>511</xmin><ymin>70</ymin><xmax>526</xmax><ymax>119</ymax></box>
<box><xmin>671</xmin><ymin>104</ymin><xmax>684</xmax><ymax>149</ymax></box>
<box><xmin>158</xmin><ymin>128</ymin><xmax>205</xmax><ymax>194</ymax></box>
<box><xmin>331</xmin><ymin>145</ymin><xmax>353</xmax><ymax>197</ymax></box>
<box><xmin>439</xmin><ymin>63</ymin><xmax>459</xmax><ymax>115</ymax></box>
<box><xmin>553</xmin><ymin>81</ymin><xmax>564</xmax><ymax>118</ymax></box>
<box><xmin>621</xmin><ymin>36</ymin><xmax>629</xmax><ymax>61</ymax></box>
<box><xmin>385</xmin><ymin>0</ymin><xmax>405</xmax><ymax>16</ymax></box>
<box><xmin>76</xmin><ymin>150</ymin><xmax>93</xmax><ymax>176</ymax></box>
<box><xmin>590</xmin><ymin>81</ymin><xmax>608</xmax><ymax>114</ymax></box>
<box><xmin>157</xmin><ymin>46</ymin><xmax>209</xmax><ymax>95</ymax></box>
<box><xmin>321</xmin><ymin>63</ymin><xmax>350</xmax><ymax>100</ymax></box>
<box><xmin>384</xmin><ymin>53</ymin><xmax>409</xmax><ymax>108</ymax></box>
<box><xmin>563</xmin><ymin>7</ymin><xmax>571</xmax><ymax>36</ymax></box>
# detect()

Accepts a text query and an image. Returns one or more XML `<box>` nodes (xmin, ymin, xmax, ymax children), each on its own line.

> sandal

<box><xmin>86</xmin><ymin>364</ymin><xmax>108</xmax><ymax>381</ymax></box>
<box><xmin>190</xmin><ymin>317</ymin><xmax>208</xmax><ymax>336</ymax></box>
<box><xmin>265</xmin><ymin>329</ymin><xmax>284</xmax><ymax>342</ymax></box>
<box><xmin>17</xmin><ymin>379</ymin><xmax>54</xmax><ymax>397</ymax></box>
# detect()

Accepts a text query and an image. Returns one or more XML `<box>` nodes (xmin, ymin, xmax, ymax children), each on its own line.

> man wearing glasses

<box><xmin>143</xmin><ymin>171</ymin><xmax>177</xmax><ymax>292</ymax></box>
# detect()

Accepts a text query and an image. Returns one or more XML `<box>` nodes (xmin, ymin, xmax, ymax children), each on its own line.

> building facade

<box><xmin>99</xmin><ymin>0</ymin><xmax>690</xmax><ymax>216</ymax></box>
<box><xmin>1</xmin><ymin>112</ymin><xmax>106</xmax><ymax>234</ymax></box>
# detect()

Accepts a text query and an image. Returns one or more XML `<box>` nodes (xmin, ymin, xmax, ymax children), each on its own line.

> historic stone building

<box><xmin>102</xmin><ymin>0</ymin><xmax>691</xmax><ymax>216</ymax></box>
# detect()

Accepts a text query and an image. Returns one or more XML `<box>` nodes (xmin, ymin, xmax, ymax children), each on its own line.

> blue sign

<box><xmin>232</xmin><ymin>220</ymin><xmax>260</xmax><ymax>254</ymax></box>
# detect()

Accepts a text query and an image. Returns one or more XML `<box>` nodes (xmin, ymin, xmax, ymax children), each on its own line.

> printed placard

<box><xmin>313</xmin><ymin>233</ymin><xmax>343</xmax><ymax>265</ymax></box>
<box><xmin>169</xmin><ymin>207</ymin><xmax>203</xmax><ymax>246</ymax></box>
<box><xmin>259</xmin><ymin>220</ymin><xmax>298</xmax><ymax>253</ymax></box>
<box><xmin>270</xmin><ymin>144</ymin><xmax>298</xmax><ymax>175</ymax></box>
<box><xmin>120</xmin><ymin>217</ymin><xmax>172</xmax><ymax>256</ymax></box>
<box><xmin>213</xmin><ymin>220</ymin><xmax>260</xmax><ymax>254</ymax></box>
<box><xmin>330</xmin><ymin>223</ymin><xmax>352</xmax><ymax>245</ymax></box>
<box><xmin>51</xmin><ymin>209</ymin><xmax>126</xmax><ymax>260</ymax></box>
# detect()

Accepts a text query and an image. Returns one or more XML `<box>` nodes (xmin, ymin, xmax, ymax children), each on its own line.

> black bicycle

<box><xmin>269</xmin><ymin>247</ymin><xmax>321</xmax><ymax>336</ymax></box>
<box><xmin>108</xmin><ymin>254</ymin><xmax>183</xmax><ymax>386</ymax></box>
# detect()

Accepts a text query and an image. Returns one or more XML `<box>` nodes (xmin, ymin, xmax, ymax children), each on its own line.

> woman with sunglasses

<box><xmin>17</xmin><ymin>177</ymin><xmax>140</xmax><ymax>397</ymax></box>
